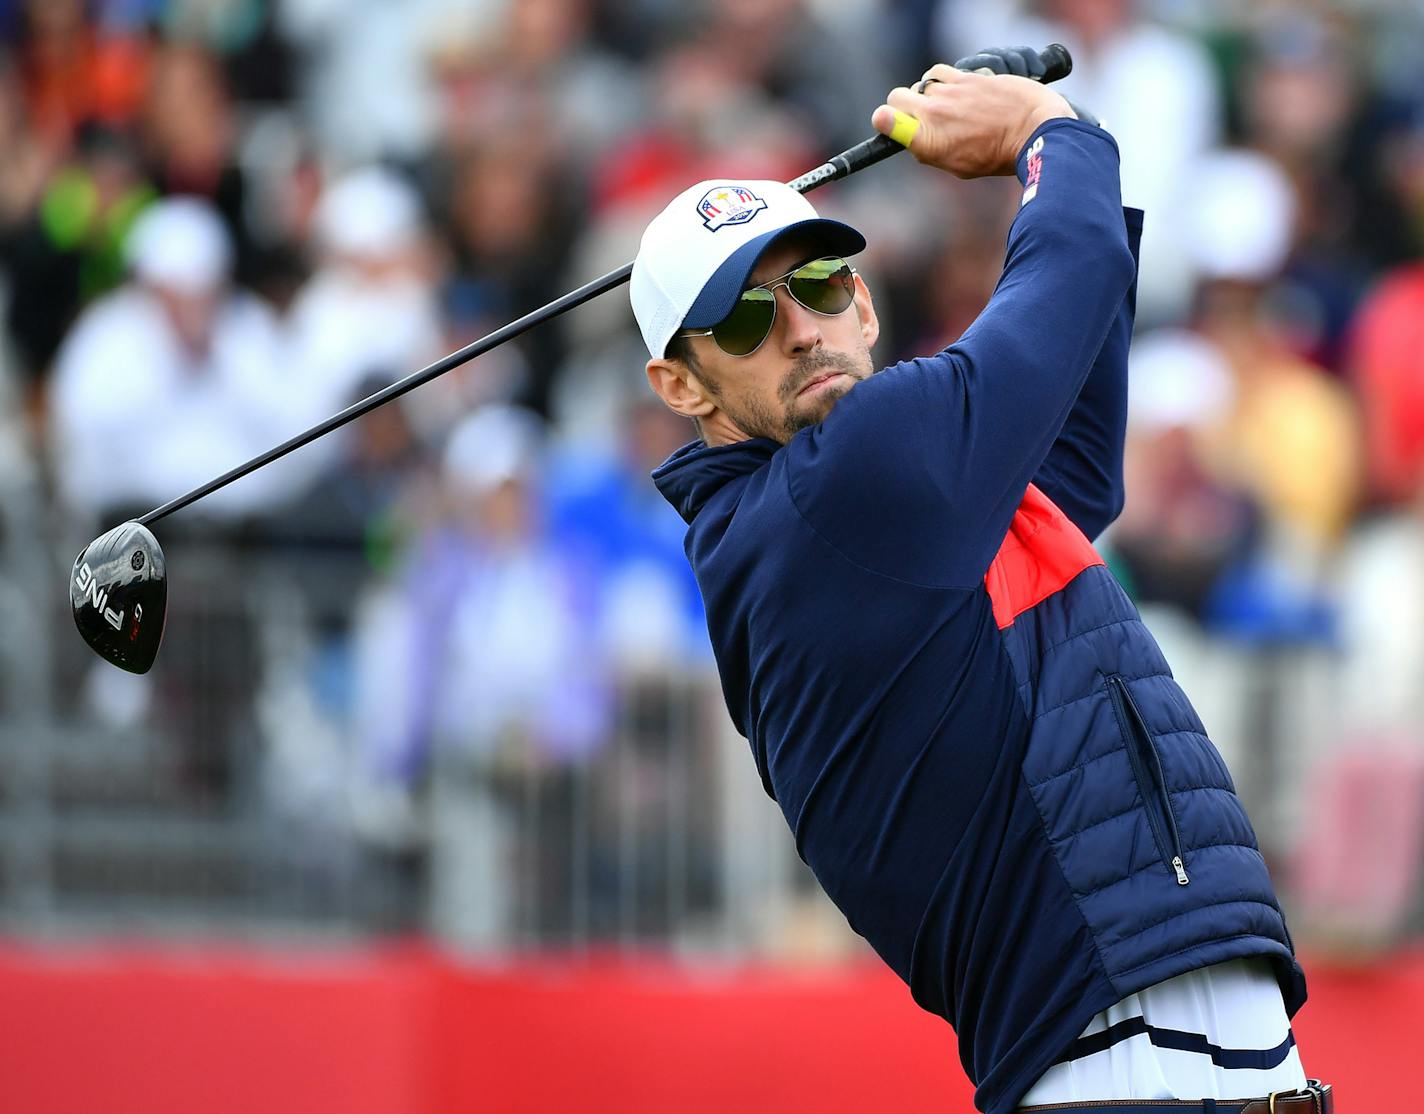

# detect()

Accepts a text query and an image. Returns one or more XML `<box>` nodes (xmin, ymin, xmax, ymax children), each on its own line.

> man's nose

<box><xmin>775</xmin><ymin>287</ymin><xmax>822</xmax><ymax>354</ymax></box>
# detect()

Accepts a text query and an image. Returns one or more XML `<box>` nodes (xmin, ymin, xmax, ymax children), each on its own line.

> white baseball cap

<box><xmin>1183</xmin><ymin>150</ymin><xmax>1297</xmax><ymax>283</ymax></box>
<box><xmin>315</xmin><ymin>167</ymin><xmax>423</xmax><ymax>260</ymax></box>
<box><xmin>125</xmin><ymin>197</ymin><xmax>232</xmax><ymax>294</ymax></box>
<box><xmin>443</xmin><ymin>404</ymin><xmax>545</xmax><ymax>494</ymax></box>
<box><xmin>630</xmin><ymin>179</ymin><xmax>865</xmax><ymax>359</ymax></box>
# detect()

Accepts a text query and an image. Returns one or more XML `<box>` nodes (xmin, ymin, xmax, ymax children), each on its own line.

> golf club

<box><xmin>70</xmin><ymin>44</ymin><xmax>1074</xmax><ymax>674</ymax></box>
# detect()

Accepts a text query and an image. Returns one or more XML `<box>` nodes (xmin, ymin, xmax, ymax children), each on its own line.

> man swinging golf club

<box><xmin>634</xmin><ymin>48</ymin><xmax>1331</xmax><ymax>1114</ymax></box>
<box><xmin>61</xmin><ymin>42</ymin><xmax>1331</xmax><ymax>1109</ymax></box>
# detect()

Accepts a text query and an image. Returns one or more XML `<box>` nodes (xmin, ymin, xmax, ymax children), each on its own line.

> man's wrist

<box><xmin>1001</xmin><ymin>102</ymin><xmax>1073</xmax><ymax>175</ymax></box>
<box><xmin>1014</xmin><ymin>115</ymin><xmax>1118</xmax><ymax>184</ymax></box>
<box><xmin>1020</xmin><ymin>104</ymin><xmax>1075</xmax><ymax>151</ymax></box>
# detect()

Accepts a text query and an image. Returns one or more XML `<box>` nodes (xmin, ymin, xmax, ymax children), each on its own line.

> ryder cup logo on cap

<box><xmin>631</xmin><ymin>179</ymin><xmax>865</xmax><ymax>359</ymax></box>
<box><xmin>697</xmin><ymin>185</ymin><xmax>768</xmax><ymax>231</ymax></box>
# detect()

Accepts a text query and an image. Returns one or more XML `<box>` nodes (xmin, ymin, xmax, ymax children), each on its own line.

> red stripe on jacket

<box><xmin>985</xmin><ymin>484</ymin><xmax>1105</xmax><ymax>629</ymax></box>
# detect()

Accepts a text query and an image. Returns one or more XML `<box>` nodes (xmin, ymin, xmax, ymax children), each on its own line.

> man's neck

<box><xmin>699</xmin><ymin>412</ymin><xmax>754</xmax><ymax>448</ymax></box>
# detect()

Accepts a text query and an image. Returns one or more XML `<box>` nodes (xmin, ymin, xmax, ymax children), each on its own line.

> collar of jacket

<box><xmin>651</xmin><ymin>437</ymin><xmax>781</xmax><ymax>525</ymax></box>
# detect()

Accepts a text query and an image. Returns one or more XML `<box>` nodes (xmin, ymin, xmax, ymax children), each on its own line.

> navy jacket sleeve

<box><xmin>786</xmin><ymin>118</ymin><xmax>1136</xmax><ymax>589</ymax></box>
<box><xmin>1029</xmin><ymin>206</ymin><xmax>1143</xmax><ymax>541</ymax></box>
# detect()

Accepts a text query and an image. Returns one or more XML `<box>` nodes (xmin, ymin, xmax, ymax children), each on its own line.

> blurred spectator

<box><xmin>285</xmin><ymin>166</ymin><xmax>444</xmax><ymax>472</ymax></box>
<box><xmin>159</xmin><ymin>0</ymin><xmax>296</xmax><ymax>104</ymax></box>
<box><xmin>47</xmin><ymin>195</ymin><xmax>291</xmax><ymax>523</ymax></box>
<box><xmin>878</xmin><ymin>179</ymin><xmax>1020</xmax><ymax>358</ymax></box>
<box><xmin>230</xmin><ymin>113</ymin><xmax>325</xmax><ymax>310</ymax></box>
<box><xmin>548</xmin><ymin>397</ymin><xmax>710</xmax><ymax>671</ymax></box>
<box><xmin>1241</xmin><ymin>14</ymin><xmax>1357</xmax><ymax>180</ymax></box>
<box><xmin>1335</xmin><ymin>262</ymin><xmax>1424</xmax><ymax>738</ymax></box>
<box><xmin>1108</xmin><ymin>328</ymin><xmax>1258</xmax><ymax>620</ymax></box>
<box><xmin>0</xmin><ymin>51</ymin><xmax>52</xmax><ymax>232</ymax></box>
<box><xmin>256</xmin><ymin>380</ymin><xmax>434</xmax><ymax>867</ymax></box>
<box><xmin>2</xmin><ymin>122</ymin><xmax>154</xmax><ymax>405</ymax></box>
<box><xmin>1347</xmin><ymin>77</ymin><xmax>1424</xmax><ymax>270</ymax></box>
<box><xmin>1335</xmin><ymin>494</ymin><xmax>1424</xmax><ymax>739</ymax></box>
<box><xmin>357</xmin><ymin>403</ymin><xmax>607</xmax><ymax>784</ymax></box>
<box><xmin>436</xmin><ymin>131</ymin><xmax>573</xmax><ymax>417</ymax></box>
<box><xmin>1349</xmin><ymin>263</ymin><xmax>1424</xmax><ymax>508</ymax></box>
<box><xmin>137</xmin><ymin>41</ymin><xmax>259</xmax><ymax>279</ymax></box>
<box><xmin>264</xmin><ymin>371</ymin><xmax>432</xmax><ymax>692</ymax></box>
<box><xmin>1185</xmin><ymin>149</ymin><xmax>1360</xmax><ymax>563</ymax></box>
<box><xmin>15</xmin><ymin>0</ymin><xmax>150</xmax><ymax>146</ymax></box>
<box><xmin>1237</xmin><ymin>13</ymin><xmax>1372</xmax><ymax>372</ymax></box>
<box><xmin>271</xmin><ymin>371</ymin><xmax>428</xmax><ymax>558</ymax></box>
<box><xmin>353</xmin><ymin>404</ymin><xmax>610</xmax><ymax>943</ymax></box>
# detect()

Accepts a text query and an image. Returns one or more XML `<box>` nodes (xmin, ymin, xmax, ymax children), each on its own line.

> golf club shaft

<box><xmin>137</xmin><ymin>44</ymin><xmax>1072</xmax><ymax>529</ymax></box>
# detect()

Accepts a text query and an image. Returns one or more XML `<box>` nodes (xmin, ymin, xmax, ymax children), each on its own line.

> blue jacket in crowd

<box><xmin>652</xmin><ymin>120</ymin><xmax>1306</xmax><ymax>1114</ymax></box>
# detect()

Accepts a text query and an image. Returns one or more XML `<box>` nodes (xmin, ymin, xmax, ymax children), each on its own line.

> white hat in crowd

<box><xmin>125</xmin><ymin>196</ymin><xmax>232</xmax><ymax>294</ymax></box>
<box><xmin>631</xmin><ymin>179</ymin><xmax>864</xmax><ymax>359</ymax></box>
<box><xmin>1183</xmin><ymin>150</ymin><xmax>1297</xmax><ymax>283</ymax></box>
<box><xmin>443</xmin><ymin>404</ymin><xmax>546</xmax><ymax>495</ymax></box>
<box><xmin>315</xmin><ymin>167</ymin><xmax>423</xmax><ymax>260</ymax></box>
<box><xmin>1127</xmin><ymin>328</ymin><xmax>1236</xmax><ymax>434</ymax></box>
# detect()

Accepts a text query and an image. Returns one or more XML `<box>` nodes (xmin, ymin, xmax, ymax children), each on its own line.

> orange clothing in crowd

<box><xmin>22</xmin><ymin>30</ymin><xmax>150</xmax><ymax>143</ymax></box>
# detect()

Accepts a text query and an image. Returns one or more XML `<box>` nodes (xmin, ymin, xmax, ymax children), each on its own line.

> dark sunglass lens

<box><xmin>712</xmin><ymin>287</ymin><xmax>776</xmax><ymax>356</ymax></box>
<box><xmin>789</xmin><ymin>258</ymin><xmax>854</xmax><ymax>314</ymax></box>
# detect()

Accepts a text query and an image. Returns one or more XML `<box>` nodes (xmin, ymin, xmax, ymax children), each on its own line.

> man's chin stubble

<box><xmin>779</xmin><ymin>351</ymin><xmax>867</xmax><ymax>405</ymax></box>
<box><xmin>720</xmin><ymin>350</ymin><xmax>872</xmax><ymax>444</ymax></box>
<box><xmin>782</xmin><ymin>380</ymin><xmax>857</xmax><ymax>439</ymax></box>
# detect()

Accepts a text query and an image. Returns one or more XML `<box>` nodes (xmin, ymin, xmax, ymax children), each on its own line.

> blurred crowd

<box><xmin>3</xmin><ymin>0</ymin><xmax>1424</xmax><ymax>951</ymax></box>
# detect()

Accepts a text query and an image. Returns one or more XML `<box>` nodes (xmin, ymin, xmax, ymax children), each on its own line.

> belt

<box><xmin>1018</xmin><ymin>1080</ymin><xmax>1333</xmax><ymax>1114</ymax></box>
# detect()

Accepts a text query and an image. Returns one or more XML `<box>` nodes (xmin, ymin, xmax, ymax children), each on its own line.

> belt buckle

<box><xmin>1270</xmin><ymin>1084</ymin><xmax>1325</xmax><ymax>1114</ymax></box>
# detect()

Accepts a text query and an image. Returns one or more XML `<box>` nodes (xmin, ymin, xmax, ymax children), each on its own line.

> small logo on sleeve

<box><xmin>1022</xmin><ymin>136</ymin><xmax>1045</xmax><ymax>206</ymax></box>
<box><xmin>696</xmin><ymin>186</ymin><xmax>768</xmax><ymax>231</ymax></box>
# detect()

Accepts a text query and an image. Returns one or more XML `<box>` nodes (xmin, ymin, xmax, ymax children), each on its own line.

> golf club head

<box><xmin>70</xmin><ymin>521</ymin><xmax>167</xmax><ymax>674</ymax></box>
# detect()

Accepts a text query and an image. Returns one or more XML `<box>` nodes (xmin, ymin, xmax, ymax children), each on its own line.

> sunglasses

<box><xmin>677</xmin><ymin>256</ymin><xmax>857</xmax><ymax>357</ymax></box>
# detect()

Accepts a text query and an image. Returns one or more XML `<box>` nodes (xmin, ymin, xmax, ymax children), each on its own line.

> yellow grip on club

<box><xmin>888</xmin><ymin>109</ymin><xmax>920</xmax><ymax>149</ymax></box>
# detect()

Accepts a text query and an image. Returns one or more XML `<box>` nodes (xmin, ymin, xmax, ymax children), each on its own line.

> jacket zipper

<box><xmin>1106</xmin><ymin>675</ymin><xmax>1189</xmax><ymax>886</ymax></box>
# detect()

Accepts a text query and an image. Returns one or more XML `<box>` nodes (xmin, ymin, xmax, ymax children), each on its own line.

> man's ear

<box><xmin>646</xmin><ymin>358</ymin><xmax>717</xmax><ymax>421</ymax></box>
<box><xmin>852</xmin><ymin>273</ymin><xmax>880</xmax><ymax>349</ymax></box>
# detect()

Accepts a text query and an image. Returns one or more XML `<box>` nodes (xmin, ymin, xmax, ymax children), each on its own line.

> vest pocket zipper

<box><xmin>1106</xmin><ymin>675</ymin><xmax>1190</xmax><ymax>886</ymax></box>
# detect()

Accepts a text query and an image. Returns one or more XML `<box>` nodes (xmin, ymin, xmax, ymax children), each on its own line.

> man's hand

<box><xmin>871</xmin><ymin>65</ymin><xmax>1074</xmax><ymax>179</ymax></box>
<box><xmin>954</xmin><ymin>46</ymin><xmax>1102</xmax><ymax>127</ymax></box>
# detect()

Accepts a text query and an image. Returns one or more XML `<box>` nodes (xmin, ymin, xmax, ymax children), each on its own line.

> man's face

<box><xmin>151</xmin><ymin>283</ymin><xmax>221</xmax><ymax>359</ymax></box>
<box><xmin>649</xmin><ymin>236</ymin><xmax>879</xmax><ymax>445</ymax></box>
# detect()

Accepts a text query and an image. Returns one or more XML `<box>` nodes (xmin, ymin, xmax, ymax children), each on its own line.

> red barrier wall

<box><xmin>0</xmin><ymin>943</ymin><xmax>1411</xmax><ymax>1113</ymax></box>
